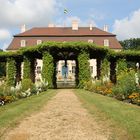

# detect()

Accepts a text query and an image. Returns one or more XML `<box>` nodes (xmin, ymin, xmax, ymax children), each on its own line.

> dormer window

<box><xmin>37</xmin><ymin>40</ymin><xmax>42</xmax><ymax>45</ymax></box>
<box><xmin>20</xmin><ymin>40</ymin><xmax>26</xmax><ymax>47</ymax></box>
<box><xmin>88</xmin><ymin>39</ymin><xmax>93</xmax><ymax>43</ymax></box>
<box><xmin>104</xmin><ymin>39</ymin><xmax>109</xmax><ymax>47</ymax></box>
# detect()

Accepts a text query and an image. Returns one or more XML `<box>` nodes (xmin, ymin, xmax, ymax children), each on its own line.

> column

<box><xmin>23</xmin><ymin>56</ymin><xmax>36</xmax><ymax>83</ymax></box>
<box><xmin>6</xmin><ymin>58</ymin><xmax>16</xmax><ymax>86</ymax></box>
<box><xmin>30</xmin><ymin>58</ymin><xmax>36</xmax><ymax>83</ymax></box>
<box><xmin>15</xmin><ymin>60</ymin><xmax>21</xmax><ymax>84</ymax></box>
<box><xmin>110</xmin><ymin>60</ymin><xmax>117</xmax><ymax>84</ymax></box>
<box><xmin>75</xmin><ymin>59</ymin><xmax>79</xmax><ymax>87</ymax></box>
<box><xmin>53</xmin><ymin>59</ymin><xmax>57</xmax><ymax>89</ymax></box>
<box><xmin>97</xmin><ymin>58</ymin><xmax>101</xmax><ymax>80</ymax></box>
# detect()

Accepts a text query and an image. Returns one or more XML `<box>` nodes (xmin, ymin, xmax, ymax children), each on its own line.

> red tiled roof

<box><xmin>7</xmin><ymin>27</ymin><xmax>122</xmax><ymax>50</ymax></box>
<box><xmin>15</xmin><ymin>27</ymin><xmax>115</xmax><ymax>37</ymax></box>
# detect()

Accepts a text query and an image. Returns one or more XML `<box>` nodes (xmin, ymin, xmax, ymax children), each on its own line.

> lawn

<box><xmin>75</xmin><ymin>89</ymin><xmax>140</xmax><ymax>140</ymax></box>
<box><xmin>0</xmin><ymin>90</ymin><xmax>56</xmax><ymax>137</ymax></box>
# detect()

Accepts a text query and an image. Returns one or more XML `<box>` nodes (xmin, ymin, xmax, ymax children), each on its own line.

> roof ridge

<box><xmin>14</xmin><ymin>26</ymin><xmax>115</xmax><ymax>37</ymax></box>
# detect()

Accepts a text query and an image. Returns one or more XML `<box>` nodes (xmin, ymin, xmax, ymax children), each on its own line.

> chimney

<box><xmin>48</xmin><ymin>24</ymin><xmax>55</xmax><ymax>27</ymax></box>
<box><xmin>21</xmin><ymin>24</ymin><xmax>26</xmax><ymax>33</ymax></box>
<box><xmin>90</xmin><ymin>24</ymin><xmax>92</xmax><ymax>30</ymax></box>
<box><xmin>72</xmin><ymin>20</ymin><xmax>78</xmax><ymax>30</ymax></box>
<box><xmin>103</xmin><ymin>25</ymin><xmax>108</xmax><ymax>32</ymax></box>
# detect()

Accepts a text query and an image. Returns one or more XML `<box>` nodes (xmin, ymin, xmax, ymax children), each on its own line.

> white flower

<box><xmin>21</xmin><ymin>92</ymin><xmax>26</xmax><ymax>97</ymax></box>
<box><xmin>10</xmin><ymin>86</ymin><xmax>16</xmax><ymax>92</ymax></box>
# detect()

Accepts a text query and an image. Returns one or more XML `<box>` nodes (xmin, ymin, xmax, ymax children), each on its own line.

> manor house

<box><xmin>7</xmin><ymin>21</ymin><xmax>122</xmax><ymax>85</ymax></box>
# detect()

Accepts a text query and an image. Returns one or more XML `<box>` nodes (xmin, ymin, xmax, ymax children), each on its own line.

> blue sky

<box><xmin>0</xmin><ymin>0</ymin><xmax>140</xmax><ymax>50</ymax></box>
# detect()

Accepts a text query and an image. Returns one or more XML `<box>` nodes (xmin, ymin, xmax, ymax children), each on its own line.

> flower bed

<box><xmin>84</xmin><ymin>70</ymin><xmax>140</xmax><ymax>106</ymax></box>
<box><xmin>0</xmin><ymin>79</ymin><xmax>48</xmax><ymax>106</ymax></box>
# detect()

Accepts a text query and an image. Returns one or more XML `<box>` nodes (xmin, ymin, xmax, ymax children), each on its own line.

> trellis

<box><xmin>1</xmin><ymin>41</ymin><xmax>140</xmax><ymax>88</ymax></box>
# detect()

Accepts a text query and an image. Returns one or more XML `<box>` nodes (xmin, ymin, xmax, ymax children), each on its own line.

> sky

<box><xmin>0</xmin><ymin>0</ymin><xmax>140</xmax><ymax>50</ymax></box>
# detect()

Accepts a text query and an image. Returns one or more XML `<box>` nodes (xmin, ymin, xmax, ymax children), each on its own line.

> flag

<box><xmin>64</xmin><ymin>9</ymin><xmax>68</xmax><ymax>14</ymax></box>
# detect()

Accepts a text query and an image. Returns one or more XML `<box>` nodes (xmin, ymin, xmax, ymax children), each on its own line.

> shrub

<box><xmin>84</xmin><ymin>81</ymin><xmax>94</xmax><ymax>91</ymax></box>
<box><xmin>21</xmin><ymin>79</ymin><xmax>34</xmax><ymax>92</ymax></box>
<box><xmin>112</xmin><ymin>70</ymin><xmax>139</xmax><ymax>100</ymax></box>
<box><xmin>101</xmin><ymin>58</ymin><xmax>110</xmax><ymax>83</ymax></box>
<box><xmin>0</xmin><ymin>84</ymin><xmax>18</xmax><ymax>105</ymax></box>
<box><xmin>42</xmin><ymin>52</ymin><xmax>54</xmax><ymax>88</ymax></box>
<box><xmin>116</xmin><ymin>59</ymin><xmax>128</xmax><ymax>77</ymax></box>
<box><xmin>84</xmin><ymin>80</ymin><xmax>113</xmax><ymax>96</ymax></box>
<box><xmin>35</xmin><ymin>79</ymin><xmax>48</xmax><ymax>93</ymax></box>
<box><xmin>6</xmin><ymin>58</ymin><xmax>16</xmax><ymax>86</ymax></box>
<box><xmin>78</xmin><ymin>51</ymin><xmax>91</xmax><ymax>88</ymax></box>
<box><xmin>30</xmin><ymin>85</ymin><xmax>37</xmax><ymax>95</ymax></box>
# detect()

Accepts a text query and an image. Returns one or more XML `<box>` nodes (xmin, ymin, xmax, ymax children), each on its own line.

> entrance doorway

<box><xmin>56</xmin><ymin>60</ymin><xmax>76</xmax><ymax>88</ymax></box>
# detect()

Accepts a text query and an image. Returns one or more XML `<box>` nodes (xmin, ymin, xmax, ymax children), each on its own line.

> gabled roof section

<box><xmin>14</xmin><ymin>27</ymin><xmax>116</xmax><ymax>37</ymax></box>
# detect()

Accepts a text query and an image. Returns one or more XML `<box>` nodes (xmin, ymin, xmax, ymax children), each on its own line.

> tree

<box><xmin>120</xmin><ymin>38</ymin><xmax>140</xmax><ymax>50</ymax></box>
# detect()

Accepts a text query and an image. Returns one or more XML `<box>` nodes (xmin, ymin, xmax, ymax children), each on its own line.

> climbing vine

<box><xmin>101</xmin><ymin>58</ymin><xmax>110</xmax><ymax>83</ymax></box>
<box><xmin>42</xmin><ymin>52</ymin><xmax>54</xmax><ymax>88</ymax></box>
<box><xmin>117</xmin><ymin>59</ymin><xmax>128</xmax><ymax>77</ymax></box>
<box><xmin>6</xmin><ymin>58</ymin><xmax>16</xmax><ymax>86</ymax></box>
<box><xmin>23</xmin><ymin>56</ymin><xmax>31</xmax><ymax>79</ymax></box>
<box><xmin>78</xmin><ymin>51</ymin><xmax>91</xmax><ymax>88</ymax></box>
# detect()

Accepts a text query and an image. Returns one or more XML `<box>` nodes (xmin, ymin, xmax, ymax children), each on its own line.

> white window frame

<box><xmin>88</xmin><ymin>39</ymin><xmax>93</xmax><ymax>43</ymax></box>
<box><xmin>104</xmin><ymin>39</ymin><xmax>109</xmax><ymax>47</ymax></box>
<box><xmin>37</xmin><ymin>40</ymin><xmax>42</xmax><ymax>45</ymax></box>
<box><xmin>20</xmin><ymin>40</ymin><xmax>26</xmax><ymax>47</ymax></box>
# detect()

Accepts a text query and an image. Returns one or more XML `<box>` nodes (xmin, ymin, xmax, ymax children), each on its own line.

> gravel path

<box><xmin>3</xmin><ymin>89</ymin><xmax>110</xmax><ymax>140</ymax></box>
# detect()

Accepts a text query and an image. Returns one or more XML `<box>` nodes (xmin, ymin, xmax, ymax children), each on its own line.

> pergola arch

<box><xmin>1</xmin><ymin>41</ymin><xmax>140</xmax><ymax>88</ymax></box>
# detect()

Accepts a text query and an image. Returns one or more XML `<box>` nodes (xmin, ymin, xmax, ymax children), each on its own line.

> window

<box><xmin>90</xmin><ymin>66</ymin><xmax>93</xmax><ymax>74</ymax></box>
<box><xmin>37</xmin><ymin>40</ymin><xmax>42</xmax><ymax>45</ymax></box>
<box><xmin>36</xmin><ymin>66</ymin><xmax>41</xmax><ymax>74</ymax></box>
<box><xmin>88</xmin><ymin>39</ymin><xmax>93</xmax><ymax>43</ymax></box>
<box><xmin>104</xmin><ymin>39</ymin><xmax>109</xmax><ymax>47</ymax></box>
<box><xmin>20</xmin><ymin>40</ymin><xmax>26</xmax><ymax>47</ymax></box>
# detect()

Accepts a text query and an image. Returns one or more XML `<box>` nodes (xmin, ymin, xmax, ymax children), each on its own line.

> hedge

<box><xmin>78</xmin><ymin>51</ymin><xmax>91</xmax><ymax>88</ymax></box>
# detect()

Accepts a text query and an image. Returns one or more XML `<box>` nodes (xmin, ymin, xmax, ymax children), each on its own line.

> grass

<box><xmin>75</xmin><ymin>89</ymin><xmax>140</xmax><ymax>140</ymax></box>
<box><xmin>0</xmin><ymin>90</ymin><xmax>57</xmax><ymax>137</ymax></box>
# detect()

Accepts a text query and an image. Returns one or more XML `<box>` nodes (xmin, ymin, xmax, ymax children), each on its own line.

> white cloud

<box><xmin>0</xmin><ymin>29</ymin><xmax>11</xmax><ymax>40</ymax></box>
<box><xmin>1</xmin><ymin>42</ymin><xmax>11</xmax><ymax>50</ymax></box>
<box><xmin>113</xmin><ymin>9</ymin><xmax>140</xmax><ymax>40</ymax></box>
<box><xmin>0</xmin><ymin>0</ymin><xmax>60</xmax><ymax>28</ymax></box>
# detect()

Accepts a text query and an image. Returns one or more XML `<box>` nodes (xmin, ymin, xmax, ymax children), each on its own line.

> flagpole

<box><xmin>64</xmin><ymin>9</ymin><xmax>68</xmax><ymax>27</ymax></box>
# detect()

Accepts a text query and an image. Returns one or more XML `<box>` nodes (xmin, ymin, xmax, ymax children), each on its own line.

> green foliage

<box><xmin>0</xmin><ymin>51</ymin><xmax>22</xmax><ymax>60</ymax></box>
<box><xmin>116</xmin><ymin>59</ymin><xmax>128</xmax><ymax>76</ymax></box>
<box><xmin>1</xmin><ymin>41</ymin><xmax>140</xmax><ymax>64</ymax></box>
<box><xmin>21</xmin><ymin>79</ymin><xmax>34</xmax><ymax>92</ymax></box>
<box><xmin>120</xmin><ymin>38</ymin><xmax>140</xmax><ymax>50</ymax></box>
<box><xmin>42</xmin><ymin>52</ymin><xmax>54</xmax><ymax>88</ymax></box>
<box><xmin>21</xmin><ymin>41</ymin><xmax>109</xmax><ymax>54</ymax></box>
<box><xmin>0</xmin><ymin>62</ymin><xmax>6</xmax><ymax>77</ymax></box>
<box><xmin>6</xmin><ymin>58</ymin><xmax>16</xmax><ymax>86</ymax></box>
<box><xmin>0</xmin><ymin>84</ymin><xmax>18</xmax><ymax>104</ymax></box>
<box><xmin>0</xmin><ymin>90</ymin><xmax>56</xmax><ymax>131</ymax></box>
<box><xmin>78</xmin><ymin>51</ymin><xmax>91</xmax><ymax>88</ymax></box>
<box><xmin>84</xmin><ymin>80</ymin><xmax>102</xmax><ymax>92</ymax></box>
<box><xmin>108</xmin><ymin>49</ymin><xmax>140</xmax><ymax>62</ymax></box>
<box><xmin>101</xmin><ymin>58</ymin><xmax>110</xmax><ymax>82</ymax></box>
<box><xmin>112</xmin><ymin>70</ymin><xmax>138</xmax><ymax>100</ymax></box>
<box><xmin>76</xmin><ymin>89</ymin><xmax>140</xmax><ymax>140</ymax></box>
<box><xmin>23</xmin><ymin>56</ymin><xmax>31</xmax><ymax>79</ymax></box>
